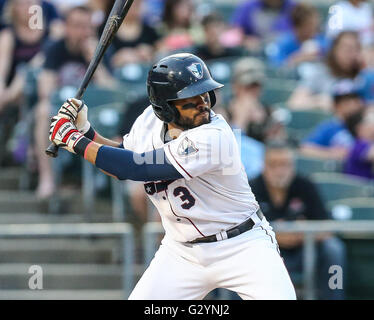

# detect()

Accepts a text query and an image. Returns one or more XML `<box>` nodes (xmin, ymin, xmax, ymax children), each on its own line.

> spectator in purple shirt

<box><xmin>231</xmin><ymin>0</ymin><xmax>295</xmax><ymax>50</ymax></box>
<box><xmin>301</xmin><ymin>79</ymin><xmax>364</xmax><ymax>161</ymax></box>
<box><xmin>344</xmin><ymin>109</ymin><xmax>374</xmax><ymax>180</ymax></box>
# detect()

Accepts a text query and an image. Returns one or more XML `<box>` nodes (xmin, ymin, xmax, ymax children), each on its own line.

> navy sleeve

<box><xmin>95</xmin><ymin>146</ymin><xmax>183</xmax><ymax>181</ymax></box>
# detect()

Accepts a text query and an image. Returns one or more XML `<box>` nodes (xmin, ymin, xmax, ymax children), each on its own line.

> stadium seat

<box><xmin>284</xmin><ymin>109</ymin><xmax>332</xmax><ymax>141</ymax></box>
<box><xmin>311</xmin><ymin>172</ymin><xmax>374</xmax><ymax>203</ymax></box>
<box><xmin>343</xmin><ymin>238</ymin><xmax>374</xmax><ymax>299</ymax></box>
<box><xmin>114</xmin><ymin>63</ymin><xmax>150</xmax><ymax>85</ymax></box>
<box><xmin>211</xmin><ymin>2</ymin><xmax>237</xmax><ymax>22</ymax></box>
<box><xmin>328</xmin><ymin>198</ymin><xmax>374</xmax><ymax>220</ymax></box>
<box><xmin>295</xmin><ymin>155</ymin><xmax>342</xmax><ymax>177</ymax></box>
<box><xmin>265</xmin><ymin>66</ymin><xmax>299</xmax><ymax>80</ymax></box>
<box><xmin>88</xmin><ymin>102</ymin><xmax>125</xmax><ymax>138</ymax></box>
<box><xmin>260</xmin><ymin>79</ymin><xmax>298</xmax><ymax>105</ymax></box>
<box><xmin>51</xmin><ymin>85</ymin><xmax>129</xmax><ymax>112</ymax></box>
<box><xmin>207</xmin><ymin>57</ymin><xmax>237</xmax><ymax>84</ymax></box>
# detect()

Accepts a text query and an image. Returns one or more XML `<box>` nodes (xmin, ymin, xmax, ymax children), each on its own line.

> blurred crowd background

<box><xmin>0</xmin><ymin>0</ymin><xmax>374</xmax><ymax>300</ymax></box>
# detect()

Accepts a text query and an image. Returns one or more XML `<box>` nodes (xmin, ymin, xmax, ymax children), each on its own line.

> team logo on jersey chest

<box><xmin>178</xmin><ymin>137</ymin><xmax>198</xmax><ymax>156</ymax></box>
<box><xmin>187</xmin><ymin>63</ymin><xmax>203</xmax><ymax>79</ymax></box>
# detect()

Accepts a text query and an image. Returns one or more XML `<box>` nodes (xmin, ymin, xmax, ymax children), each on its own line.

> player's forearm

<box><xmin>90</xmin><ymin>130</ymin><xmax>121</xmax><ymax>148</ymax></box>
<box><xmin>75</xmin><ymin>139</ymin><xmax>182</xmax><ymax>181</ymax></box>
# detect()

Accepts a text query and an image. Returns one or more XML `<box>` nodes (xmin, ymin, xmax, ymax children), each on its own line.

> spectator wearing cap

<box><xmin>222</xmin><ymin>57</ymin><xmax>287</xmax><ymax>179</ymax></box>
<box><xmin>266</xmin><ymin>3</ymin><xmax>327</xmax><ymax>68</ymax></box>
<box><xmin>193</xmin><ymin>13</ymin><xmax>244</xmax><ymax>62</ymax></box>
<box><xmin>344</xmin><ymin>109</ymin><xmax>374</xmax><ymax>180</ymax></box>
<box><xmin>288</xmin><ymin>31</ymin><xmax>374</xmax><ymax>111</ymax></box>
<box><xmin>301</xmin><ymin>80</ymin><xmax>364</xmax><ymax>161</ymax></box>
<box><xmin>231</xmin><ymin>0</ymin><xmax>295</xmax><ymax>50</ymax></box>
<box><xmin>229</xmin><ymin>57</ymin><xmax>287</xmax><ymax>143</ymax></box>
<box><xmin>249</xmin><ymin>141</ymin><xmax>346</xmax><ymax>300</ymax></box>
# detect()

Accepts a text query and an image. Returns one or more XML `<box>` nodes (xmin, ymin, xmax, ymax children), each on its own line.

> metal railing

<box><xmin>0</xmin><ymin>223</ymin><xmax>135</xmax><ymax>298</ymax></box>
<box><xmin>143</xmin><ymin>220</ymin><xmax>374</xmax><ymax>300</ymax></box>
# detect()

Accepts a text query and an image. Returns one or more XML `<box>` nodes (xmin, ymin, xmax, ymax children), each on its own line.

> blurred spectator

<box><xmin>1</xmin><ymin>0</ymin><xmax>64</xmax><ymax>39</ymax></box>
<box><xmin>87</xmin><ymin>0</ymin><xmax>115</xmax><ymax>33</ymax></box>
<box><xmin>229</xmin><ymin>57</ymin><xmax>287</xmax><ymax>143</ymax></box>
<box><xmin>288</xmin><ymin>31</ymin><xmax>374</xmax><ymax>111</ymax></box>
<box><xmin>47</xmin><ymin>0</ymin><xmax>88</xmax><ymax>13</ymax></box>
<box><xmin>216</xmin><ymin>105</ymin><xmax>265</xmax><ymax>181</ymax></box>
<box><xmin>108</xmin><ymin>0</ymin><xmax>160</xmax><ymax>69</ymax></box>
<box><xmin>266</xmin><ymin>3</ymin><xmax>327</xmax><ymax>68</ymax></box>
<box><xmin>326</xmin><ymin>0</ymin><xmax>373</xmax><ymax>48</ymax></box>
<box><xmin>0</xmin><ymin>0</ymin><xmax>49</xmax><ymax>165</ymax></box>
<box><xmin>231</xmin><ymin>0</ymin><xmax>295</xmax><ymax>50</ymax></box>
<box><xmin>249</xmin><ymin>141</ymin><xmax>346</xmax><ymax>300</ymax></box>
<box><xmin>34</xmin><ymin>6</ymin><xmax>114</xmax><ymax>199</ymax></box>
<box><xmin>193</xmin><ymin>13</ymin><xmax>244</xmax><ymax>62</ymax></box>
<box><xmin>344</xmin><ymin>109</ymin><xmax>374</xmax><ymax>180</ymax></box>
<box><xmin>157</xmin><ymin>0</ymin><xmax>196</xmax><ymax>53</ymax></box>
<box><xmin>301</xmin><ymin>80</ymin><xmax>364</xmax><ymax>161</ymax></box>
<box><xmin>143</xmin><ymin>0</ymin><xmax>164</xmax><ymax>26</ymax></box>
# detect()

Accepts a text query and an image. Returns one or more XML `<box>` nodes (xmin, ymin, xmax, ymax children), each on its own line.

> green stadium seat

<box><xmin>311</xmin><ymin>173</ymin><xmax>374</xmax><ymax>203</ymax></box>
<box><xmin>295</xmin><ymin>155</ymin><xmax>342</xmax><ymax>176</ymax></box>
<box><xmin>284</xmin><ymin>109</ymin><xmax>332</xmax><ymax>141</ymax></box>
<box><xmin>260</xmin><ymin>79</ymin><xmax>297</xmax><ymax>105</ymax></box>
<box><xmin>88</xmin><ymin>102</ymin><xmax>125</xmax><ymax>138</ymax></box>
<box><xmin>114</xmin><ymin>63</ymin><xmax>150</xmax><ymax>102</ymax></box>
<box><xmin>51</xmin><ymin>85</ymin><xmax>129</xmax><ymax>112</ymax></box>
<box><xmin>316</xmin><ymin>2</ymin><xmax>332</xmax><ymax>25</ymax></box>
<box><xmin>114</xmin><ymin>63</ymin><xmax>150</xmax><ymax>85</ymax></box>
<box><xmin>328</xmin><ymin>198</ymin><xmax>374</xmax><ymax>220</ymax></box>
<box><xmin>207</xmin><ymin>57</ymin><xmax>238</xmax><ymax>84</ymax></box>
<box><xmin>212</xmin><ymin>2</ymin><xmax>237</xmax><ymax>22</ymax></box>
<box><xmin>343</xmin><ymin>238</ymin><xmax>374</xmax><ymax>299</ymax></box>
<box><xmin>265</xmin><ymin>66</ymin><xmax>299</xmax><ymax>80</ymax></box>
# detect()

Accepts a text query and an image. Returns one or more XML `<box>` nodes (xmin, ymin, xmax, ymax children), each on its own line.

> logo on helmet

<box><xmin>187</xmin><ymin>63</ymin><xmax>203</xmax><ymax>79</ymax></box>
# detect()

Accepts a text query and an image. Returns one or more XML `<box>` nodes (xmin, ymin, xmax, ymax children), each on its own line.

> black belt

<box><xmin>187</xmin><ymin>210</ymin><xmax>264</xmax><ymax>244</ymax></box>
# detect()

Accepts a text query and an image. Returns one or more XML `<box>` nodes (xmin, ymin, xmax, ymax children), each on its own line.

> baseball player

<box><xmin>49</xmin><ymin>53</ymin><xmax>296</xmax><ymax>300</ymax></box>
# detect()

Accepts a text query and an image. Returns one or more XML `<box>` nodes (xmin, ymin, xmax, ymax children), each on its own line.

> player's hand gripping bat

<box><xmin>45</xmin><ymin>0</ymin><xmax>135</xmax><ymax>158</ymax></box>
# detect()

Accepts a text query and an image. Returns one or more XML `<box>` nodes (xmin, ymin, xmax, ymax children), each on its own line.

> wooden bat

<box><xmin>45</xmin><ymin>0</ymin><xmax>135</xmax><ymax>158</ymax></box>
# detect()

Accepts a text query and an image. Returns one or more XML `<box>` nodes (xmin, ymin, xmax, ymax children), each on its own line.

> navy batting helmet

<box><xmin>147</xmin><ymin>53</ymin><xmax>224</xmax><ymax>123</ymax></box>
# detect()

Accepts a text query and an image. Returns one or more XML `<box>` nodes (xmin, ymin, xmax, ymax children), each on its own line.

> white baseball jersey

<box><xmin>123</xmin><ymin>106</ymin><xmax>260</xmax><ymax>243</ymax></box>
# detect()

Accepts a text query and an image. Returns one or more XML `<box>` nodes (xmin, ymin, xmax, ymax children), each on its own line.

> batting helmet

<box><xmin>147</xmin><ymin>53</ymin><xmax>224</xmax><ymax>123</ymax></box>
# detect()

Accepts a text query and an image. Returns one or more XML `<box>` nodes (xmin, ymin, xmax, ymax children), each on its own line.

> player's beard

<box><xmin>174</xmin><ymin>109</ymin><xmax>211</xmax><ymax>130</ymax></box>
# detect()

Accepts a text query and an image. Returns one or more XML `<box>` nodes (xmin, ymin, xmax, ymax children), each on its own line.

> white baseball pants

<box><xmin>129</xmin><ymin>216</ymin><xmax>296</xmax><ymax>300</ymax></box>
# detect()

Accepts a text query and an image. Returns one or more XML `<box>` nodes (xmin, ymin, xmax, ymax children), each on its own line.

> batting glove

<box><xmin>49</xmin><ymin>116</ymin><xmax>85</xmax><ymax>154</ymax></box>
<box><xmin>58</xmin><ymin>98</ymin><xmax>91</xmax><ymax>135</ymax></box>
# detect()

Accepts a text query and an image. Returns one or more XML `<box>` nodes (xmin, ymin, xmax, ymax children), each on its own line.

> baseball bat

<box><xmin>45</xmin><ymin>0</ymin><xmax>135</xmax><ymax>158</ymax></box>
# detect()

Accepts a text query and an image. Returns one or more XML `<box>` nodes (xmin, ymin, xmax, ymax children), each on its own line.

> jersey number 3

<box><xmin>173</xmin><ymin>187</ymin><xmax>195</xmax><ymax>210</ymax></box>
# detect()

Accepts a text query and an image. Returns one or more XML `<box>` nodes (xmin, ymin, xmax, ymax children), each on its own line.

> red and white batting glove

<box><xmin>49</xmin><ymin>116</ymin><xmax>86</xmax><ymax>154</ymax></box>
<box><xmin>57</xmin><ymin>98</ymin><xmax>92</xmax><ymax>136</ymax></box>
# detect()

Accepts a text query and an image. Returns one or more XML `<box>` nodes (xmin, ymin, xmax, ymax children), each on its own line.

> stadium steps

<box><xmin>0</xmin><ymin>189</ymin><xmax>113</xmax><ymax>215</ymax></box>
<box><xmin>0</xmin><ymin>289</ymin><xmax>124</xmax><ymax>300</ymax></box>
<box><xmin>0</xmin><ymin>167</ymin><xmax>21</xmax><ymax>191</ymax></box>
<box><xmin>0</xmin><ymin>212</ymin><xmax>112</xmax><ymax>224</ymax></box>
<box><xmin>0</xmin><ymin>239</ymin><xmax>119</xmax><ymax>264</ymax></box>
<box><xmin>0</xmin><ymin>264</ymin><xmax>123</xmax><ymax>290</ymax></box>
